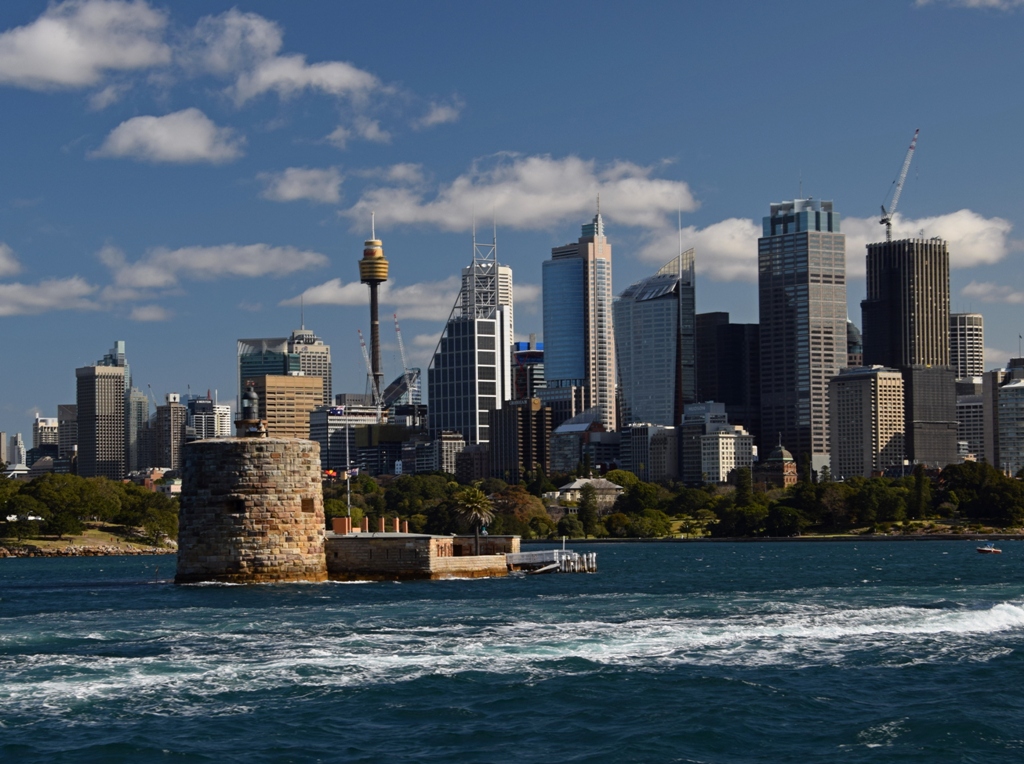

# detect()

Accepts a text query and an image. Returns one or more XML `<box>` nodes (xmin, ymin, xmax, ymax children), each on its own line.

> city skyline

<box><xmin>3</xmin><ymin>1</ymin><xmax>1024</xmax><ymax>439</ymax></box>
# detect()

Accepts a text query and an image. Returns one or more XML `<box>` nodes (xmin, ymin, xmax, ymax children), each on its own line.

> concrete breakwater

<box><xmin>0</xmin><ymin>545</ymin><xmax>174</xmax><ymax>558</ymax></box>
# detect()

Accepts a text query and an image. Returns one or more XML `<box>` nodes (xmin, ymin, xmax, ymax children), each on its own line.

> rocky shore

<box><xmin>0</xmin><ymin>544</ymin><xmax>175</xmax><ymax>558</ymax></box>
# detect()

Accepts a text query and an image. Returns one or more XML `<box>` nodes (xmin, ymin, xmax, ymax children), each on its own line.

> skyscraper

<box><xmin>154</xmin><ymin>393</ymin><xmax>188</xmax><ymax>470</ymax></box>
<box><xmin>32</xmin><ymin>416</ymin><xmax>58</xmax><ymax>449</ymax></box>
<box><xmin>828</xmin><ymin>366</ymin><xmax>905</xmax><ymax>479</ymax></box>
<box><xmin>57</xmin><ymin>404</ymin><xmax>78</xmax><ymax>460</ymax></box>
<box><xmin>541</xmin><ymin>209</ymin><xmax>617</xmax><ymax>431</ymax></box>
<box><xmin>950</xmin><ymin>312</ymin><xmax>984</xmax><ymax>379</ymax></box>
<box><xmin>76</xmin><ymin>364</ymin><xmax>126</xmax><ymax>479</ymax></box>
<box><xmin>861</xmin><ymin>238</ymin><xmax>957</xmax><ymax>468</ymax></box>
<box><xmin>695</xmin><ymin>312</ymin><xmax>761</xmax><ymax>446</ymax></box>
<box><xmin>238</xmin><ymin>327</ymin><xmax>332</xmax><ymax>406</ymax></box>
<box><xmin>614</xmin><ymin>250</ymin><xmax>696</xmax><ymax>428</ymax></box>
<box><xmin>428</xmin><ymin>233</ymin><xmax>514</xmax><ymax>445</ymax></box>
<box><xmin>758</xmin><ymin>199</ymin><xmax>847</xmax><ymax>471</ymax></box>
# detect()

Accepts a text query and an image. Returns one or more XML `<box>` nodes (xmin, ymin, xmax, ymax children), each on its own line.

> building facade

<box><xmin>758</xmin><ymin>199</ymin><xmax>847</xmax><ymax>472</ymax></box>
<box><xmin>489</xmin><ymin>397</ymin><xmax>552</xmax><ymax>483</ymax></box>
<box><xmin>700</xmin><ymin>425</ymin><xmax>755</xmax><ymax>484</ymax></box>
<box><xmin>950</xmin><ymin>313</ymin><xmax>984</xmax><ymax>379</ymax></box>
<box><xmin>253</xmin><ymin>374</ymin><xmax>323</xmax><ymax>439</ymax></box>
<box><xmin>695</xmin><ymin>312</ymin><xmax>761</xmax><ymax>446</ymax></box>
<box><xmin>542</xmin><ymin>210</ymin><xmax>617</xmax><ymax>431</ymax></box>
<box><xmin>76</xmin><ymin>364</ymin><xmax>126</xmax><ymax>479</ymax></box>
<box><xmin>32</xmin><ymin>416</ymin><xmax>58</xmax><ymax>449</ymax></box>
<box><xmin>997</xmin><ymin>379</ymin><xmax>1024</xmax><ymax>475</ymax></box>
<box><xmin>614</xmin><ymin>250</ymin><xmax>696</xmax><ymax>428</ymax></box>
<box><xmin>428</xmin><ymin>237</ymin><xmax>514</xmax><ymax>445</ymax></box>
<box><xmin>828</xmin><ymin>366</ymin><xmax>905</xmax><ymax>479</ymax></box>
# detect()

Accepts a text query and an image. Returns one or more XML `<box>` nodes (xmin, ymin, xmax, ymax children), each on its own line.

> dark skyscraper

<box><xmin>695</xmin><ymin>312</ymin><xmax>761</xmax><ymax>447</ymax></box>
<box><xmin>757</xmin><ymin>199</ymin><xmax>846</xmax><ymax>472</ymax></box>
<box><xmin>861</xmin><ymin>237</ymin><xmax>956</xmax><ymax>468</ymax></box>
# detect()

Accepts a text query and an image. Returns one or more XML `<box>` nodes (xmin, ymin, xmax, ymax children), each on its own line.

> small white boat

<box><xmin>977</xmin><ymin>542</ymin><xmax>1002</xmax><ymax>554</ymax></box>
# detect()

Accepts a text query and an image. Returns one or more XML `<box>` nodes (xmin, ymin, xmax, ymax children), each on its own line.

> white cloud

<box><xmin>344</xmin><ymin>154</ymin><xmax>698</xmax><ymax>232</ymax></box>
<box><xmin>0</xmin><ymin>243</ymin><xmax>22</xmax><ymax>277</ymax></box>
<box><xmin>93</xmin><ymin>108</ymin><xmax>244</xmax><ymax>163</ymax></box>
<box><xmin>636</xmin><ymin>218</ymin><xmax>762</xmax><ymax>282</ymax></box>
<box><xmin>129</xmin><ymin>304</ymin><xmax>171</xmax><ymax>321</ymax></box>
<box><xmin>87</xmin><ymin>81</ymin><xmax>130</xmax><ymax>109</ymax></box>
<box><xmin>412</xmin><ymin>333</ymin><xmax>438</xmax><ymax>348</ymax></box>
<box><xmin>513</xmin><ymin>282</ymin><xmax>541</xmax><ymax>305</ymax></box>
<box><xmin>414</xmin><ymin>99</ymin><xmax>463</xmax><ymax>129</ymax></box>
<box><xmin>104</xmin><ymin>243</ymin><xmax>328</xmax><ymax>288</ymax></box>
<box><xmin>843</xmin><ymin>209</ymin><xmax>1013</xmax><ymax>278</ymax></box>
<box><xmin>961</xmin><ymin>281</ymin><xmax>1024</xmax><ymax>304</ymax></box>
<box><xmin>0</xmin><ymin>276</ymin><xmax>98</xmax><ymax>315</ymax></box>
<box><xmin>353</xmin><ymin>117</ymin><xmax>391</xmax><ymax>143</ymax></box>
<box><xmin>259</xmin><ymin>166</ymin><xmax>342</xmax><ymax>204</ymax></box>
<box><xmin>985</xmin><ymin>346</ymin><xmax>1018</xmax><ymax>369</ymax></box>
<box><xmin>234</xmin><ymin>54</ymin><xmax>379</xmax><ymax>104</ymax></box>
<box><xmin>0</xmin><ymin>0</ymin><xmax>170</xmax><ymax>90</ymax></box>
<box><xmin>325</xmin><ymin>125</ymin><xmax>351</xmax><ymax>149</ymax></box>
<box><xmin>283</xmin><ymin>276</ymin><xmax>460</xmax><ymax>321</ymax></box>
<box><xmin>916</xmin><ymin>0</ymin><xmax>1024</xmax><ymax>8</ymax></box>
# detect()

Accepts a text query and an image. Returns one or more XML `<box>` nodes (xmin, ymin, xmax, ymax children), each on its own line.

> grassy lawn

<box><xmin>1</xmin><ymin>522</ymin><xmax>169</xmax><ymax>551</ymax></box>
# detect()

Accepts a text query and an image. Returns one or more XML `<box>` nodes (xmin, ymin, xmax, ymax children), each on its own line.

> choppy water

<box><xmin>2</xmin><ymin>541</ymin><xmax>1024</xmax><ymax>763</ymax></box>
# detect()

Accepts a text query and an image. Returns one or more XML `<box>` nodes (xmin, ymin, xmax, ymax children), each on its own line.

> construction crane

<box><xmin>356</xmin><ymin>329</ymin><xmax>384</xmax><ymax>419</ymax></box>
<box><xmin>393</xmin><ymin>313</ymin><xmax>420</xmax><ymax>405</ymax></box>
<box><xmin>880</xmin><ymin>128</ymin><xmax>919</xmax><ymax>242</ymax></box>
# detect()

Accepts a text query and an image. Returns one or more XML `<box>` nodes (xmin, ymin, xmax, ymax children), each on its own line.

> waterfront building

<box><xmin>542</xmin><ymin>209</ymin><xmax>617</xmax><ymax>431</ymax></box>
<box><xmin>828</xmin><ymin>366</ymin><xmax>905</xmax><ymax>479</ymax></box>
<box><xmin>76</xmin><ymin>364</ymin><xmax>126</xmax><ymax>479</ymax></box>
<box><xmin>862</xmin><ymin>237</ymin><xmax>956</xmax><ymax>468</ymax></box>
<box><xmin>614</xmin><ymin>250</ymin><xmax>696</xmax><ymax>428</ymax></box>
<box><xmin>758</xmin><ymin>199</ymin><xmax>846</xmax><ymax>475</ymax></box>
<box><xmin>695</xmin><ymin>313</ymin><xmax>760</xmax><ymax>445</ymax></box>
<box><xmin>427</xmin><ymin>233</ymin><xmax>513</xmax><ymax>445</ymax></box>
<box><xmin>950</xmin><ymin>313</ymin><xmax>984</xmax><ymax>379</ymax></box>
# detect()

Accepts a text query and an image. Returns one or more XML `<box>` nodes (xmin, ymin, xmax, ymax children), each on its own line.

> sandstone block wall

<box><xmin>175</xmin><ymin>438</ymin><xmax>327</xmax><ymax>583</ymax></box>
<box><xmin>325</xmin><ymin>535</ymin><xmax>508</xmax><ymax>581</ymax></box>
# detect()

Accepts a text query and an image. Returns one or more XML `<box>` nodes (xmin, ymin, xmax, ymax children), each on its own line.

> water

<box><xmin>2</xmin><ymin>541</ymin><xmax>1023</xmax><ymax>763</ymax></box>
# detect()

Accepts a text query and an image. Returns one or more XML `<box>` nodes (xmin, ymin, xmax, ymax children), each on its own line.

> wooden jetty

<box><xmin>506</xmin><ymin>549</ymin><xmax>597</xmax><ymax>574</ymax></box>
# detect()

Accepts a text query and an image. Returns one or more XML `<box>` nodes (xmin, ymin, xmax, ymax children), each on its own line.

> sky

<box><xmin>2</xmin><ymin>0</ymin><xmax>1024</xmax><ymax>441</ymax></box>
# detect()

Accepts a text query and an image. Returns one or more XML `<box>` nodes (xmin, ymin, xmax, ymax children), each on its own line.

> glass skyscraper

<box><xmin>541</xmin><ymin>210</ymin><xmax>617</xmax><ymax>430</ymax></box>
<box><xmin>758</xmin><ymin>199</ymin><xmax>847</xmax><ymax>471</ymax></box>
<box><xmin>614</xmin><ymin>250</ymin><xmax>696</xmax><ymax>427</ymax></box>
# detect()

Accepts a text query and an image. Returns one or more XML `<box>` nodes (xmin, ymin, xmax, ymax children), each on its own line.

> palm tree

<box><xmin>456</xmin><ymin>486</ymin><xmax>495</xmax><ymax>555</ymax></box>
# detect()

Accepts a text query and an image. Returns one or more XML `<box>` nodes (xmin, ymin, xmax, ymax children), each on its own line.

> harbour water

<box><xmin>2</xmin><ymin>540</ymin><xmax>1024</xmax><ymax>762</ymax></box>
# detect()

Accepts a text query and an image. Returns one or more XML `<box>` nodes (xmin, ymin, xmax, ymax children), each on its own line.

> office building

<box><xmin>957</xmin><ymin>391</ymin><xmax>985</xmax><ymax>462</ymax></box>
<box><xmin>758</xmin><ymin>198</ymin><xmax>846</xmax><ymax>472</ymax></box>
<box><xmin>126</xmin><ymin>388</ymin><xmax>149</xmax><ymax>472</ymax></box>
<box><xmin>238</xmin><ymin>329</ymin><xmax>332</xmax><ymax>407</ymax></box>
<box><xmin>309</xmin><ymin>404</ymin><xmax>381</xmax><ymax>472</ymax></box>
<box><xmin>700</xmin><ymin>425</ymin><xmax>755</xmax><ymax>484</ymax></box>
<box><xmin>154</xmin><ymin>393</ymin><xmax>188</xmax><ymax>470</ymax></box>
<box><xmin>8</xmin><ymin>432</ymin><xmax>26</xmax><ymax>467</ymax></box>
<box><xmin>512</xmin><ymin>337</ymin><xmax>545</xmax><ymax>401</ymax></box>
<box><xmin>32</xmin><ymin>416</ymin><xmax>58</xmax><ymax>449</ymax></box>
<box><xmin>542</xmin><ymin>209</ymin><xmax>617</xmax><ymax>431</ymax></box>
<box><xmin>614</xmin><ymin>250</ymin><xmax>696</xmax><ymax>428</ymax></box>
<box><xmin>490</xmin><ymin>397</ymin><xmax>552</xmax><ymax>483</ymax></box>
<box><xmin>620</xmin><ymin>423</ymin><xmax>677</xmax><ymax>483</ymax></box>
<box><xmin>695</xmin><ymin>312</ymin><xmax>760</xmax><ymax>444</ymax></box>
<box><xmin>253</xmin><ymin>375</ymin><xmax>323</xmax><ymax>439</ymax></box>
<box><xmin>828</xmin><ymin>366</ymin><xmax>905</xmax><ymax>479</ymax></box>
<box><xmin>0</xmin><ymin>432</ymin><xmax>7</xmax><ymax>465</ymax></box>
<box><xmin>427</xmin><ymin>234</ymin><xmax>514</xmax><ymax>445</ymax></box>
<box><xmin>847</xmin><ymin>320</ymin><xmax>864</xmax><ymax>368</ymax></box>
<box><xmin>998</xmin><ymin>379</ymin><xmax>1024</xmax><ymax>475</ymax></box>
<box><xmin>76</xmin><ymin>364</ymin><xmax>126</xmax><ymax>479</ymax></box>
<box><xmin>57</xmin><ymin>405</ymin><xmax>77</xmax><ymax>460</ymax></box>
<box><xmin>862</xmin><ymin>237</ymin><xmax>956</xmax><ymax>468</ymax></box>
<box><xmin>950</xmin><ymin>313</ymin><xmax>984</xmax><ymax>379</ymax></box>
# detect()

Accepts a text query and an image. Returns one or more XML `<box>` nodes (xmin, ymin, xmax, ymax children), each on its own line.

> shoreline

<box><xmin>523</xmin><ymin>533</ymin><xmax>1024</xmax><ymax>544</ymax></box>
<box><xmin>0</xmin><ymin>544</ymin><xmax>176</xmax><ymax>559</ymax></box>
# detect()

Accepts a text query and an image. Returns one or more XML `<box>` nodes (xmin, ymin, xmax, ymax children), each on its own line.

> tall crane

<box><xmin>393</xmin><ymin>313</ymin><xmax>420</xmax><ymax>405</ymax></box>
<box><xmin>880</xmin><ymin>128</ymin><xmax>919</xmax><ymax>242</ymax></box>
<box><xmin>356</xmin><ymin>329</ymin><xmax>383</xmax><ymax>420</ymax></box>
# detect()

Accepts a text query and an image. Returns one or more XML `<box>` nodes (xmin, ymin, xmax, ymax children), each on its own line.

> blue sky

<box><xmin>2</xmin><ymin>0</ymin><xmax>1023</xmax><ymax>441</ymax></box>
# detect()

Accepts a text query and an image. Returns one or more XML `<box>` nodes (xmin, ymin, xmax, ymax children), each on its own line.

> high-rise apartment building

<box><xmin>614</xmin><ymin>250</ymin><xmax>696</xmax><ymax>428</ymax></box>
<box><xmin>542</xmin><ymin>210</ymin><xmax>617</xmax><ymax>431</ymax></box>
<box><xmin>76</xmin><ymin>364</ymin><xmax>126</xmax><ymax>479</ymax></box>
<box><xmin>828</xmin><ymin>366</ymin><xmax>905</xmax><ymax>479</ymax></box>
<box><xmin>695</xmin><ymin>312</ymin><xmax>761</xmax><ymax>445</ymax></box>
<box><xmin>238</xmin><ymin>328</ymin><xmax>332</xmax><ymax>407</ymax></box>
<box><xmin>427</xmin><ymin>235</ymin><xmax>514</xmax><ymax>445</ymax></box>
<box><xmin>758</xmin><ymin>199</ymin><xmax>846</xmax><ymax>472</ymax></box>
<box><xmin>950</xmin><ymin>313</ymin><xmax>984</xmax><ymax>379</ymax></box>
<box><xmin>861</xmin><ymin>237</ymin><xmax>956</xmax><ymax>468</ymax></box>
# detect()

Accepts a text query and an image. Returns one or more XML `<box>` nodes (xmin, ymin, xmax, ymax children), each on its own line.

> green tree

<box><xmin>455</xmin><ymin>486</ymin><xmax>494</xmax><ymax>554</ymax></box>
<box><xmin>577</xmin><ymin>483</ymin><xmax>599</xmax><ymax>538</ymax></box>
<box><xmin>909</xmin><ymin>464</ymin><xmax>932</xmax><ymax>520</ymax></box>
<box><xmin>604</xmin><ymin>469</ymin><xmax>640</xmax><ymax>490</ymax></box>
<box><xmin>733</xmin><ymin>467</ymin><xmax>753</xmax><ymax>508</ymax></box>
<box><xmin>6</xmin><ymin>494</ymin><xmax>47</xmax><ymax>540</ymax></box>
<box><xmin>24</xmin><ymin>474</ymin><xmax>85</xmax><ymax>539</ymax></box>
<box><xmin>556</xmin><ymin>514</ymin><xmax>584</xmax><ymax>538</ymax></box>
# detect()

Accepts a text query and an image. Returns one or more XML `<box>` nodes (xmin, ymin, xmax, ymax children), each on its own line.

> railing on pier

<box><xmin>506</xmin><ymin>549</ymin><xmax>597</xmax><ymax>573</ymax></box>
